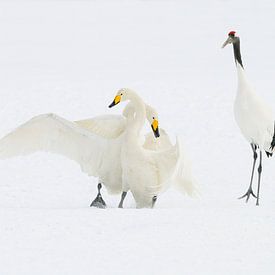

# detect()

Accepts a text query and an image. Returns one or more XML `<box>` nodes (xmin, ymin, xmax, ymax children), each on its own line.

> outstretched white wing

<box><xmin>74</xmin><ymin>102</ymin><xmax>136</xmax><ymax>139</ymax></box>
<box><xmin>145</xmin><ymin>134</ymin><xmax>198</xmax><ymax>197</ymax></box>
<box><xmin>75</xmin><ymin>114</ymin><xmax>126</xmax><ymax>139</ymax></box>
<box><xmin>0</xmin><ymin>113</ymin><xmax>109</xmax><ymax>177</ymax></box>
<box><xmin>144</xmin><ymin>139</ymin><xmax>179</xmax><ymax>196</ymax></box>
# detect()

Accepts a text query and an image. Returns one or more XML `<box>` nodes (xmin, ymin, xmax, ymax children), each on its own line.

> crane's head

<box><xmin>145</xmin><ymin>105</ymin><xmax>160</xmax><ymax>138</ymax></box>
<box><xmin>222</xmin><ymin>31</ymin><xmax>238</xmax><ymax>48</ymax></box>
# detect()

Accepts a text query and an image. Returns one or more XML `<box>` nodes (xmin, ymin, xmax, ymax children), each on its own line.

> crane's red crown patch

<box><xmin>228</xmin><ymin>31</ymin><xmax>236</xmax><ymax>36</ymax></box>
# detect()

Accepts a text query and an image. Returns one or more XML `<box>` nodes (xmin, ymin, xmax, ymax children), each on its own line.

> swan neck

<box><xmin>127</xmin><ymin>93</ymin><xmax>146</xmax><ymax>136</ymax></box>
<box><xmin>123</xmin><ymin>102</ymin><xmax>135</xmax><ymax>119</ymax></box>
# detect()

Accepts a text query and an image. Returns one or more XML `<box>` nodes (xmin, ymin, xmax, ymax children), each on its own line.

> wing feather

<box><xmin>75</xmin><ymin>115</ymin><xmax>126</xmax><ymax>139</ymax></box>
<box><xmin>145</xmin><ymin>136</ymin><xmax>198</xmax><ymax>197</ymax></box>
<box><xmin>172</xmin><ymin>138</ymin><xmax>198</xmax><ymax>197</ymax></box>
<box><xmin>0</xmin><ymin>113</ymin><xmax>108</xmax><ymax>177</ymax></box>
<box><xmin>144</xmin><ymin>139</ymin><xmax>179</xmax><ymax>196</ymax></box>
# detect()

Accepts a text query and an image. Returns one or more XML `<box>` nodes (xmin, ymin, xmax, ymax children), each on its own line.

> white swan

<box><xmin>75</xmin><ymin>102</ymin><xmax>161</xmax><ymax>207</ymax></box>
<box><xmin>109</xmin><ymin>88</ymin><xmax>197</xmax><ymax>208</ymax></box>
<box><xmin>0</xmin><ymin>103</ymin><xmax>159</xmax><ymax>208</ymax></box>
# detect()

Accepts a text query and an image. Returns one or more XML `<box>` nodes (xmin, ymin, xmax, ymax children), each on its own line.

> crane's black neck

<box><xmin>233</xmin><ymin>37</ymin><xmax>244</xmax><ymax>69</ymax></box>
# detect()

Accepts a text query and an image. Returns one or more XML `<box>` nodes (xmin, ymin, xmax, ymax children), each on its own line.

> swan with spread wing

<box><xmin>0</xmin><ymin>89</ymin><xmax>197</xmax><ymax>208</ymax></box>
<box><xmin>0</xmin><ymin>103</ymin><xmax>159</xmax><ymax>208</ymax></box>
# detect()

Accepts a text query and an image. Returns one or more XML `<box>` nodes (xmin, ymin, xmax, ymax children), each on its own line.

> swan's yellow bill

<box><xmin>151</xmin><ymin>119</ymin><xmax>160</xmax><ymax>138</ymax></box>
<box><xmin>109</xmin><ymin>95</ymin><xmax>121</xmax><ymax>108</ymax></box>
<box><xmin>152</xmin><ymin>119</ymin><xmax>158</xmax><ymax>131</ymax></box>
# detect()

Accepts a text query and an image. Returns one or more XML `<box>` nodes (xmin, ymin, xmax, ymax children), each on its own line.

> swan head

<box><xmin>222</xmin><ymin>31</ymin><xmax>239</xmax><ymax>48</ymax></box>
<box><xmin>108</xmin><ymin>88</ymin><xmax>135</xmax><ymax>108</ymax></box>
<box><xmin>145</xmin><ymin>105</ymin><xmax>160</xmax><ymax>138</ymax></box>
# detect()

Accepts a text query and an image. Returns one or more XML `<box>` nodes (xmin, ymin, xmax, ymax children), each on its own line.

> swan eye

<box><xmin>152</xmin><ymin>117</ymin><xmax>155</xmax><ymax>119</ymax></box>
<box><xmin>120</xmin><ymin>93</ymin><xmax>123</xmax><ymax>96</ymax></box>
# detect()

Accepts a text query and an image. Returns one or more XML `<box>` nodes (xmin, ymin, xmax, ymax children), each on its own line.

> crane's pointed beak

<box><xmin>151</xmin><ymin>119</ymin><xmax>160</xmax><ymax>138</ymax></box>
<box><xmin>109</xmin><ymin>95</ymin><xmax>121</xmax><ymax>108</ymax></box>
<box><xmin>221</xmin><ymin>37</ymin><xmax>232</xmax><ymax>48</ymax></box>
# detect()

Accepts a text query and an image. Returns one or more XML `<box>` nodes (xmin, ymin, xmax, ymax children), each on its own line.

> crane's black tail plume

<box><xmin>269</xmin><ymin>121</ymin><xmax>275</xmax><ymax>152</ymax></box>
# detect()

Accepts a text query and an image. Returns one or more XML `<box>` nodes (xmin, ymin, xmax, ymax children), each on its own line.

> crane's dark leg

<box><xmin>118</xmin><ymin>191</ymin><xmax>127</xmax><ymax>208</ymax></box>
<box><xmin>239</xmin><ymin>144</ymin><xmax>258</xmax><ymax>202</ymax></box>
<box><xmin>152</xmin><ymin>195</ymin><xmax>157</xmax><ymax>208</ymax></box>
<box><xmin>256</xmin><ymin>151</ymin><xmax>262</xmax><ymax>206</ymax></box>
<box><xmin>90</xmin><ymin>183</ymin><xmax>106</xmax><ymax>209</ymax></box>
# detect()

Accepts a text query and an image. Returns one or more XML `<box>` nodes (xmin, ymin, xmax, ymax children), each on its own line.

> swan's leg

<box><xmin>118</xmin><ymin>192</ymin><xmax>127</xmax><ymax>208</ymax></box>
<box><xmin>90</xmin><ymin>183</ymin><xmax>107</xmax><ymax>209</ymax></box>
<box><xmin>239</xmin><ymin>144</ymin><xmax>258</xmax><ymax>202</ymax></box>
<box><xmin>152</xmin><ymin>196</ymin><xmax>157</xmax><ymax>208</ymax></box>
<box><xmin>256</xmin><ymin>151</ymin><xmax>262</xmax><ymax>206</ymax></box>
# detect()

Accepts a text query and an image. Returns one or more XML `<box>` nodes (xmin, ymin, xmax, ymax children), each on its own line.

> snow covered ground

<box><xmin>0</xmin><ymin>0</ymin><xmax>275</xmax><ymax>274</ymax></box>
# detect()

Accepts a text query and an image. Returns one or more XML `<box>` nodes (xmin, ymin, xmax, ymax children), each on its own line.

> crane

<box><xmin>222</xmin><ymin>31</ymin><xmax>275</xmax><ymax>205</ymax></box>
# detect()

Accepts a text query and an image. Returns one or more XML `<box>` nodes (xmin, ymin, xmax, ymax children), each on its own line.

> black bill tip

<box><xmin>108</xmin><ymin>100</ymin><xmax>116</xmax><ymax>108</ymax></box>
<box><xmin>151</xmin><ymin>125</ymin><xmax>160</xmax><ymax>138</ymax></box>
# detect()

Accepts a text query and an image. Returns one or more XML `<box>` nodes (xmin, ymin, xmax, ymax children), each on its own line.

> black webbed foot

<box><xmin>90</xmin><ymin>183</ymin><xmax>107</xmax><ymax>209</ymax></box>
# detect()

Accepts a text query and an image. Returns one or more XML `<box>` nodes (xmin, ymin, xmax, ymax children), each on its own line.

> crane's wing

<box><xmin>0</xmin><ymin>113</ymin><xmax>109</xmax><ymax>177</ymax></box>
<box><xmin>75</xmin><ymin>114</ymin><xmax>126</xmax><ymax>139</ymax></box>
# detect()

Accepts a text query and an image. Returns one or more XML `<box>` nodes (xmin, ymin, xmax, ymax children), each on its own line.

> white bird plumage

<box><xmin>143</xmin><ymin>129</ymin><xmax>197</xmax><ymax>198</ymax></box>
<box><xmin>234</xmin><ymin>64</ymin><xmax>274</xmax><ymax>151</ymax></box>
<box><xmin>0</xmin><ymin>103</ymin><xmax>159</xmax><ymax>206</ymax></box>
<box><xmin>0</xmin><ymin>95</ymin><xmax>197</xmax><ymax>208</ymax></box>
<box><xmin>109</xmin><ymin>88</ymin><xmax>197</xmax><ymax>208</ymax></box>
<box><xmin>222</xmin><ymin>31</ymin><xmax>275</xmax><ymax>205</ymax></box>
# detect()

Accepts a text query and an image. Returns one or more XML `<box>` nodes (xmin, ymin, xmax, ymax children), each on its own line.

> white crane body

<box><xmin>223</xmin><ymin>31</ymin><xmax>275</xmax><ymax>205</ymax></box>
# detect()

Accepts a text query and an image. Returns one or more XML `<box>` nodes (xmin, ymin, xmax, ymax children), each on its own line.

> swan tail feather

<box><xmin>173</xmin><ymin>137</ymin><xmax>199</xmax><ymax>197</ymax></box>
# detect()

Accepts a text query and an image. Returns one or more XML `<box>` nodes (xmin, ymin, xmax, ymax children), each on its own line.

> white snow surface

<box><xmin>0</xmin><ymin>1</ymin><xmax>275</xmax><ymax>274</ymax></box>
